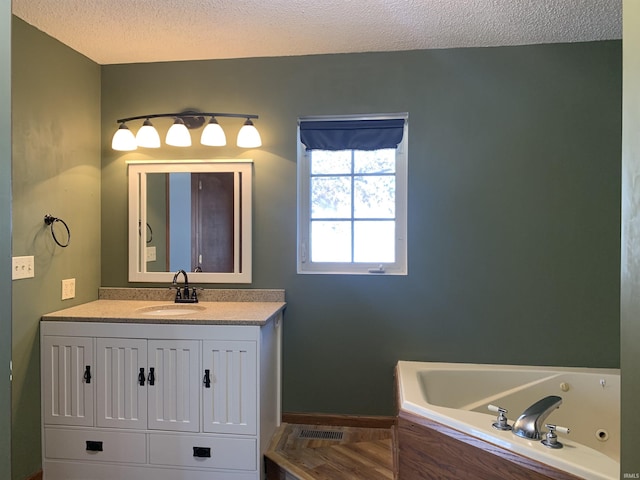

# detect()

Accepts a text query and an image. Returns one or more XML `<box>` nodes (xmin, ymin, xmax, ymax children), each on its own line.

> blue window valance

<box><xmin>299</xmin><ymin>118</ymin><xmax>405</xmax><ymax>151</ymax></box>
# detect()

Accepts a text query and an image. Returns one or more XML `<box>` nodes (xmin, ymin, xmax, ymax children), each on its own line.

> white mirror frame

<box><xmin>128</xmin><ymin>159</ymin><xmax>252</xmax><ymax>283</ymax></box>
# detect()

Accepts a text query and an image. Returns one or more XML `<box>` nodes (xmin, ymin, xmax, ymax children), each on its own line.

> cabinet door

<box><xmin>96</xmin><ymin>338</ymin><xmax>147</xmax><ymax>429</ymax></box>
<box><xmin>202</xmin><ymin>340</ymin><xmax>257</xmax><ymax>435</ymax></box>
<box><xmin>42</xmin><ymin>336</ymin><xmax>94</xmax><ymax>426</ymax></box>
<box><xmin>147</xmin><ymin>339</ymin><xmax>200</xmax><ymax>432</ymax></box>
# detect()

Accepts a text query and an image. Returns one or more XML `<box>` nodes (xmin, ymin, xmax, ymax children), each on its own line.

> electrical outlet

<box><xmin>12</xmin><ymin>256</ymin><xmax>35</xmax><ymax>280</ymax></box>
<box><xmin>62</xmin><ymin>278</ymin><xmax>76</xmax><ymax>300</ymax></box>
<box><xmin>146</xmin><ymin>246</ymin><xmax>156</xmax><ymax>262</ymax></box>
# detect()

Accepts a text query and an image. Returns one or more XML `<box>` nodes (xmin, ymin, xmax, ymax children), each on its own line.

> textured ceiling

<box><xmin>12</xmin><ymin>0</ymin><xmax>621</xmax><ymax>65</ymax></box>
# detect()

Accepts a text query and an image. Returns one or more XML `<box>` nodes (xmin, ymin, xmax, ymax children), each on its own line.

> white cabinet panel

<box><xmin>203</xmin><ymin>340</ymin><xmax>257</xmax><ymax>435</ymax></box>
<box><xmin>43</xmin><ymin>462</ymin><xmax>260</xmax><ymax>480</ymax></box>
<box><xmin>149</xmin><ymin>433</ymin><xmax>256</xmax><ymax>470</ymax></box>
<box><xmin>45</xmin><ymin>428</ymin><xmax>146</xmax><ymax>464</ymax></box>
<box><xmin>96</xmin><ymin>338</ymin><xmax>147</xmax><ymax>429</ymax></box>
<box><xmin>42</xmin><ymin>336</ymin><xmax>94</xmax><ymax>427</ymax></box>
<box><xmin>147</xmin><ymin>339</ymin><xmax>200</xmax><ymax>432</ymax></box>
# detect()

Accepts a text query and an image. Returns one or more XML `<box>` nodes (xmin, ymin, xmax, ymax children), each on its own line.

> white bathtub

<box><xmin>396</xmin><ymin>361</ymin><xmax>620</xmax><ymax>480</ymax></box>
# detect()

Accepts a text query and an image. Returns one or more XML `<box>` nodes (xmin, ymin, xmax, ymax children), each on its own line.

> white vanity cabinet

<box><xmin>41</xmin><ymin>312</ymin><xmax>282</xmax><ymax>480</ymax></box>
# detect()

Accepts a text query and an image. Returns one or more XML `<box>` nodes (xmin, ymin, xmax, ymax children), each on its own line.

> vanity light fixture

<box><xmin>111</xmin><ymin>122</ymin><xmax>137</xmax><ymax>151</ymax></box>
<box><xmin>237</xmin><ymin>119</ymin><xmax>262</xmax><ymax>148</ymax></box>
<box><xmin>200</xmin><ymin>117</ymin><xmax>227</xmax><ymax>146</ymax></box>
<box><xmin>165</xmin><ymin>118</ymin><xmax>192</xmax><ymax>147</ymax></box>
<box><xmin>111</xmin><ymin>111</ymin><xmax>261</xmax><ymax>151</ymax></box>
<box><xmin>135</xmin><ymin>119</ymin><xmax>161</xmax><ymax>148</ymax></box>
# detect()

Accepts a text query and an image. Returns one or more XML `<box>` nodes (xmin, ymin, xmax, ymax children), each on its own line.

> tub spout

<box><xmin>512</xmin><ymin>395</ymin><xmax>562</xmax><ymax>440</ymax></box>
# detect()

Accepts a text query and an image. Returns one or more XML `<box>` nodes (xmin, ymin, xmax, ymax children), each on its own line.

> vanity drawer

<box><xmin>44</xmin><ymin>428</ymin><xmax>146</xmax><ymax>464</ymax></box>
<box><xmin>149</xmin><ymin>433</ymin><xmax>256</xmax><ymax>471</ymax></box>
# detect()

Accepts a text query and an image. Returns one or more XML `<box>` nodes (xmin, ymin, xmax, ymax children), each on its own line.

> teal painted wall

<box><xmin>621</xmin><ymin>0</ymin><xmax>640</xmax><ymax>475</ymax></box>
<box><xmin>101</xmin><ymin>42</ymin><xmax>622</xmax><ymax>416</ymax></box>
<box><xmin>0</xmin><ymin>0</ymin><xmax>11</xmax><ymax>478</ymax></box>
<box><xmin>11</xmin><ymin>17</ymin><xmax>101</xmax><ymax>479</ymax></box>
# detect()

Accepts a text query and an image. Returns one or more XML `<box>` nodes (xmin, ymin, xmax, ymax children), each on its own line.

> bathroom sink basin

<box><xmin>136</xmin><ymin>304</ymin><xmax>207</xmax><ymax>316</ymax></box>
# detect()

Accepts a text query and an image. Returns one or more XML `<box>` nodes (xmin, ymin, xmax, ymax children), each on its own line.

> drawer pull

<box><xmin>86</xmin><ymin>440</ymin><xmax>103</xmax><ymax>452</ymax></box>
<box><xmin>83</xmin><ymin>365</ymin><xmax>92</xmax><ymax>384</ymax></box>
<box><xmin>193</xmin><ymin>446</ymin><xmax>211</xmax><ymax>458</ymax></box>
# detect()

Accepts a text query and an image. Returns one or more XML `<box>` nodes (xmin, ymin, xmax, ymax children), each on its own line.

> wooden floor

<box><xmin>265</xmin><ymin>423</ymin><xmax>395</xmax><ymax>480</ymax></box>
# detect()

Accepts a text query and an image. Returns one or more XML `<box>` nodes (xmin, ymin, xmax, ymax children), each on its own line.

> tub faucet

<box><xmin>512</xmin><ymin>395</ymin><xmax>562</xmax><ymax>440</ymax></box>
<box><xmin>171</xmin><ymin>269</ymin><xmax>198</xmax><ymax>303</ymax></box>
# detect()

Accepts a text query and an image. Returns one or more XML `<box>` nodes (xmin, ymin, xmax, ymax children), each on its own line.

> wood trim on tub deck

<box><xmin>26</xmin><ymin>471</ymin><xmax>42</xmax><ymax>480</ymax></box>
<box><xmin>282</xmin><ymin>412</ymin><xmax>396</xmax><ymax>429</ymax></box>
<box><xmin>396</xmin><ymin>409</ymin><xmax>583</xmax><ymax>480</ymax></box>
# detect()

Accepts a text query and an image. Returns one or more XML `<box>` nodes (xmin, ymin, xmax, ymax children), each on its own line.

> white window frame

<box><xmin>297</xmin><ymin>113</ymin><xmax>408</xmax><ymax>275</ymax></box>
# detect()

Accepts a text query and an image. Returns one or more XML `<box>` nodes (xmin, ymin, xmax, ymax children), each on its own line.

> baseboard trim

<box><xmin>26</xmin><ymin>471</ymin><xmax>43</xmax><ymax>480</ymax></box>
<box><xmin>282</xmin><ymin>412</ymin><xmax>396</xmax><ymax>429</ymax></box>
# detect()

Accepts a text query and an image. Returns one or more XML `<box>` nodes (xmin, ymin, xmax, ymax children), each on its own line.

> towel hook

<box><xmin>44</xmin><ymin>214</ymin><xmax>71</xmax><ymax>247</ymax></box>
<box><xmin>138</xmin><ymin>221</ymin><xmax>153</xmax><ymax>243</ymax></box>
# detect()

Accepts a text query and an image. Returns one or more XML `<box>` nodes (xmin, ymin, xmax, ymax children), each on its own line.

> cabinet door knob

<box><xmin>83</xmin><ymin>365</ymin><xmax>92</xmax><ymax>384</ymax></box>
<box><xmin>148</xmin><ymin>367</ymin><xmax>155</xmax><ymax>386</ymax></box>
<box><xmin>203</xmin><ymin>369</ymin><xmax>211</xmax><ymax>388</ymax></box>
<box><xmin>138</xmin><ymin>368</ymin><xmax>146</xmax><ymax>386</ymax></box>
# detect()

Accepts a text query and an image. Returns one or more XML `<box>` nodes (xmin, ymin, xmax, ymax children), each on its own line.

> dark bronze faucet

<box><xmin>171</xmin><ymin>269</ymin><xmax>199</xmax><ymax>303</ymax></box>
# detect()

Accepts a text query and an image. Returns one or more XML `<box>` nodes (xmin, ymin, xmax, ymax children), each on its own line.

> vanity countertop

<box><xmin>42</xmin><ymin>299</ymin><xmax>286</xmax><ymax>326</ymax></box>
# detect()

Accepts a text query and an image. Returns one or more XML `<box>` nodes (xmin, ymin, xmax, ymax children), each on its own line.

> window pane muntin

<box><xmin>310</xmin><ymin>148</ymin><xmax>397</xmax><ymax>262</ymax></box>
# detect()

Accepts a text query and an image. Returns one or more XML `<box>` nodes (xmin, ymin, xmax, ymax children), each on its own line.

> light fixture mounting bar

<box><xmin>116</xmin><ymin>112</ymin><xmax>259</xmax><ymax>123</ymax></box>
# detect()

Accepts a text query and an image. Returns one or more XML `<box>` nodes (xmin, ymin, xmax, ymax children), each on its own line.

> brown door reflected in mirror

<box><xmin>191</xmin><ymin>173</ymin><xmax>235</xmax><ymax>273</ymax></box>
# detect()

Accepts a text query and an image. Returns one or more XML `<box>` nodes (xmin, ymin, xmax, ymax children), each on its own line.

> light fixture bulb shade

<box><xmin>112</xmin><ymin>123</ymin><xmax>137</xmax><ymax>151</ymax></box>
<box><xmin>200</xmin><ymin>117</ymin><xmax>227</xmax><ymax>146</ymax></box>
<box><xmin>166</xmin><ymin>118</ymin><xmax>192</xmax><ymax>147</ymax></box>
<box><xmin>236</xmin><ymin>119</ymin><xmax>262</xmax><ymax>148</ymax></box>
<box><xmin>136</xmin><ymin>119</ymin><xmax>161</xmax><ymax>148</ymax></box>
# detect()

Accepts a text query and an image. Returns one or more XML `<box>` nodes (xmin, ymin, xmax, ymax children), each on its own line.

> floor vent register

<box><xmin>297</xmin><ymin>429</ymin><xmax>344</xmax><ymax>441</ymax></box>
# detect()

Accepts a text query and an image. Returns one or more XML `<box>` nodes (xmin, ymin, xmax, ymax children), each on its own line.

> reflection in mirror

<box><xmin>146</xmin><ymin>172</ymin><xmax>234</xmax><ymax>272</ymax></box>
<box><xmin>128</xmin><ymin>160</ymin><xmax>252</xmax><ymax>283</ymax></box>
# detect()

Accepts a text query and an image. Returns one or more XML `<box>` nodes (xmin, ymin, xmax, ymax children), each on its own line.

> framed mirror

<box><xmin>128</xmin><ymin>159</ymin><xmax>252</xmax><ymax>283</ymax></box>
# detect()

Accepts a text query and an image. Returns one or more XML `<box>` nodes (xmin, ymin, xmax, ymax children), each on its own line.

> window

<box><xmin>297</xmin><ymin>114</ymin><xmax>408</xmax><ymax>275</ymax></box>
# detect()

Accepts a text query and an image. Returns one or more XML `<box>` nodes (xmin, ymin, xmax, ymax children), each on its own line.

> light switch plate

<box><xmin>62</xmin><ymin>278</ymin><xmax>75</xmax><ymax>300</ymax></box>
<box><xmin>12</xmin><ymin>256</ymin><xmax>35</xmax><ymax>280</ymax></box>
<box><xmin>146</xmin><ymin>246</ymin><xmax>157</xmax><ymax>262</ymax></box>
